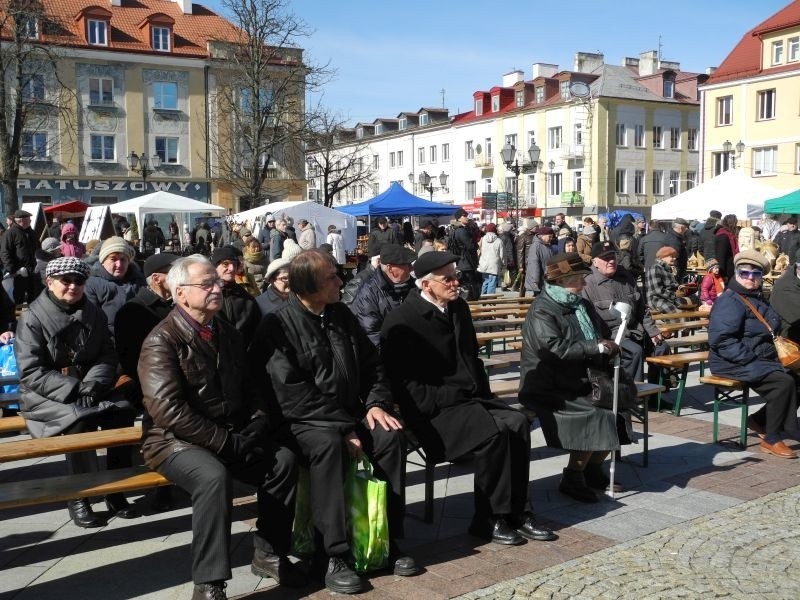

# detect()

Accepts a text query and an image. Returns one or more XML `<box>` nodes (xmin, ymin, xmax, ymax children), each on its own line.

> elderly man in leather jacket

<box><xmin>250</xmin><ymin>249</ymin><xmax>419</xmax><ymax>594</ymax></box>
<box><xmin>139</xmin><ymin>255</ymin><xmax>302</xmax><ymax>600</ymax></box>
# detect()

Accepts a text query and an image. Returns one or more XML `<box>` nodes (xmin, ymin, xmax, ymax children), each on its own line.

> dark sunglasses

<box><xmin>737</xmin><ymin>269</ymin><xmax>763</xmax><ymax>279</ymax></box>
<box><xmin>56</xmin><ymin>275</ymin><xmax>87</xmax><ymax>286</ymax></box>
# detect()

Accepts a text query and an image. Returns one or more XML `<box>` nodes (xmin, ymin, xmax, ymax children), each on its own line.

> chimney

<box><xmin>531</xmin><ymin>63</ymin><xmax>558</xmax><ymax>79</ymax></box>
<box><xmin>174</xmin><ymin>0</ymin><xmax>193</xmax><ymax>15</ymax></box>
<box><xmin>706</xmin><ymin>67</ymin><xmax>717</xmax><ymax>76</ymax></box>
<box><xmin>573</xmin><ymin>52</ymin><xmax>604</xmax><ymax>73</ymax></box>
<box><xmin>622</xmin><ymin>57</ymin><xmax>640</xmax><ymax>68</ymax></box>
<box><xmin>638</xmin><ymin>50</ymin><xmax>659</xmax><ymax>76</ymax></box>
<box><xmin>502</xmin><ymin>70</ymin><xmax>524</xmax><ymax>87</ymax></box>
<box><xmin>109</xmin><ymin>0</ymin><xmax>121</xmax><ymax>6</ymax></box>
<box><xmin>660</xmin><ymin>60</ymin><xmax>680</xmax><ymax>71</ymax></box>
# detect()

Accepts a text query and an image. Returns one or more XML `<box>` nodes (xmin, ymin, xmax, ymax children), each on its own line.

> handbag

<box><xmin>345</xmin><ymin>456</ymin><xmax>389</xmax><ymax>574</ymax></box>
<box><xmin>586</xmin><ymin>365</ymin><xmax>638</xmax><ymax>410</ymax></box>
<box><xmin>736</xmin><ymin>294</ymin><xmax>800</xmax><ymax>370</ymax></box>
<box><xmin>290</xmin><ymin>467</ymin><xmax>315</xmax><ymax>557</ymax></box>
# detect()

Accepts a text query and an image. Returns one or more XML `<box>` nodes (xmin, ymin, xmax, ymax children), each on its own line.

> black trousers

<box><xmin>62</xmin><ymin>405</ymin><xmax>137</xmax><ymax>475</ymax></box>
<box><xmin>461</xmin><ymin>270</ymin><xmax>482</xmax><ymax>301</ymax></box>
<box><xmin>284</xmin><ymin>421</ymin><xmax>406</xmax><ymax>557</ymax></box>
<box><xmin>12</xmin><ymin>273</ymin><xmax>42</xmax><ymax>305</ymax></box>
<box><xmin>157</xmin><ymin>444</ymin><xmax>298</xmax><ymax>585</ymax></box>
<box><xmin>459</xmin><ymin>407</ymin><xmax>531</xmax><ymax>525</ymax></box>
<box><xmin>620</xmin><ymin>337</ymin><xmax>644</xmax><ymax>382</ymax></box>
<box><xmin>749</xmin><ymin>370</ymin><xmax>799</xmax><ymax>436</ymax></box>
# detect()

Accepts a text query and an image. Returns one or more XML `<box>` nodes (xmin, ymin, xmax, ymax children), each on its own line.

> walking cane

<box><xmin>608</xmin><ymin>302</ymin><xmax>632</xmax><ymax>499</ymax></box>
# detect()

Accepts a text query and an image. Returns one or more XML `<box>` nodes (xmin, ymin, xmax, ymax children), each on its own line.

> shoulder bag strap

<box><xmin>735</xmin><ymin>293</ymin><xmax>775</xmax><ymax>338</ymax></box>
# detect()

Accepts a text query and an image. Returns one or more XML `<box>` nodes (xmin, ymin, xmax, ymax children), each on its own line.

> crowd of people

<box><xmin>4</xmin><ymin>205</ymin><xmax>800</xmax><ymax>600</ymax></box>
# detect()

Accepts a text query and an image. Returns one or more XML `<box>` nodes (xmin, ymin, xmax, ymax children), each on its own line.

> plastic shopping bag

<box><xmin>345</xmin><ymin>457</ymin><xmax>389</xmax><ymax>574</ymax></box>
<box><xmin>290</xmin><ymin>467</ymin><xmax>315</xmax><ymax>557</ymax></box>
<box><xmin>0</xmin><ymin>342</ymin><xmax>18</xmax><ymax>410</ymax></box>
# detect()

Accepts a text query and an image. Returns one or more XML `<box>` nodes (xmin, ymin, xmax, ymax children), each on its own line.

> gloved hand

<box><xmin>219</xmin><ymin>432</ymin><xmax>259</xmax><ymax>462</ymax></box>
<box><xmin>240</xmin><ymin>415</ymin><xmax>269</xmax><ymax>438</ymax></box>
<box><xmin>76</xmin><ymin>392</ymin><xmax>98</xmax><ymax>409</ymax></box>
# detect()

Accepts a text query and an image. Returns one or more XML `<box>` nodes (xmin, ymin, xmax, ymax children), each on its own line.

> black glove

<box><xmin>219</xmin><ymin>432</ymin><xmax>258</xmax><ymax>462</ymax></box>
<box><xmin>76</xmin><ymin>393</ymin><xmax>98</xmax><ymax>409</ymax></box>
<box><xmin>240</xmin><ymin>415</ymin><xmax>269</xmax><ymax>438</ymax></box>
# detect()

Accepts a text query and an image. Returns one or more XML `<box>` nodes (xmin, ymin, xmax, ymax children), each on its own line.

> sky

<box><xmin>205</xmin><ymin>0</ymin><xmax>793</xmax><ymax>125</ymax></box>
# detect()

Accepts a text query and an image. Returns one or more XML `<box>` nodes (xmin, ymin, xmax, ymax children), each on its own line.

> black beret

<box><xmin>210</xmin><ymin>246</ymin><xmax>240</xmax><ymax>266</ymax></box>
<box><xmin>380</xmin><ymin>243</ymin><xmax>415</xmax><ymax>265</ymax></box>
<box><xmin>413</xmin><ymin>251</ymin><xmax>458</xmax><ymax>279</ymax></box>
<box><xmin>591</xmin><ymin>241</ymin><xmax>616</xmax><ymax>259</ymax></box>
<box><xmin>144</xmin><ymin>252</ymin><xmax>178</xmax><ymax>277</ymax></box>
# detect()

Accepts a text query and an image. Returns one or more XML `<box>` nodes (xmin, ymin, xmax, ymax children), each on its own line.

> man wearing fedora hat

<box><xmin>524</xmin><ymin>225</ymin><xmax>555</xmax><ymax>297</ymax></box>
<box><xmin>381</xmin><ymin>251</ymin><xmax>556</xmax><ymax>546</ymax></box>
<box><xmin>1</xmin><ymin>209</ymin><xmax>42</xmax><ymax>304</ymax></box>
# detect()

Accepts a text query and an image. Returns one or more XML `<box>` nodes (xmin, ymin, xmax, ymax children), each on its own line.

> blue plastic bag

<box><xmin>0</xmin><ymin>343</ymin><xmax>19</xmax><ymax>409</ymax></box>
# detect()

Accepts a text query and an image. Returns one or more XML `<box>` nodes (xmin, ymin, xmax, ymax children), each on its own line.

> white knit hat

<box><xmin>99</xmin><ymin>236</ymin><xmax>135</xmax><ymax>263</ymax></box>
<box><xmin>282</xmin><ymin>239</ymin><xmax>302</xmax><ymax>260</ymax></box>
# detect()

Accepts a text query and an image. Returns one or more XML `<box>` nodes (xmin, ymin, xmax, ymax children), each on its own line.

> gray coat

<box><xmin>15</xmin><ymin>292</ymin><xmax>119</xmax><ymax>438</ymax></box>
<box><xmin>524</xmin><ymin>238</ymin><xmax>554</xmax><ymax>295</ymax></box>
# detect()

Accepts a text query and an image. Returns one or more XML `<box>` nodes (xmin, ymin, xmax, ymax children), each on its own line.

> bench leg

<box><xmin>712</xmin><ymin>387</ymin><xmax>721</xmax><ymax>444</ymax></box>
<box><xmin>739</xmin><ymin>388</ymin><xmax>750</xmax><ymax>449</ymax></box>
<box><xmin>642</xmin><ymin>400</ymin><xmax>649</xmax><ymax>468</ymax></box>
<box><xmin>672</xmin><ymin>364</ymin><xmax>690</xmax><ymax>416</ymax></box>
<box><xmin>424</xmin><ymin>458</ymin><xmax>434</xmax><ymax>523</ymax></box>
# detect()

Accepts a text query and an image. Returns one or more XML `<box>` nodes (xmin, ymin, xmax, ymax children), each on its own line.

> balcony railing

<box><xmin>561</xmin><ymin>145</ymin><xmax>585</xmax><ymax>159</ymax></box>
<box><xmin>473</xmin><ymin>154</ymin><xmax>493</xmax><ymax>168</ymax></box>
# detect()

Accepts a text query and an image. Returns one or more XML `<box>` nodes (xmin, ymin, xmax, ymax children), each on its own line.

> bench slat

<box><xmin>0</xmin><ymin>415</ymin><xmax>26</xmax><ymax>434</ymax></box>
<box><xmin>0</xmin><ymin>466</ymin><xmax>169</xmax><ymax>509</ymax></box>
<box><xmin>0</xmin><ymin>426</ymin><xmax>143</xmax><ymax>462</ymax></box>
<box><xmin>646</xmin><ymin>351</ymin><xmax>709</xmax><ymax>367</ymax></box>
<box><xmin>699</xmin><ymin>375</ymin><xmax>746</xmax><ymax>388</ymax></box>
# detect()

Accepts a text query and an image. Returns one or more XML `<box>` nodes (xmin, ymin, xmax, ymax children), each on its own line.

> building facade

<box><xmin>699</xmin><ymin>1</ymin><xmax>800</xmax><ymax>190</ymax></box>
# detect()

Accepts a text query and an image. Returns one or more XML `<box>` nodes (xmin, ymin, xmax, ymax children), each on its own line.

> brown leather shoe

<box><xmin>746</xmin><ymin>416</ymin><xmax>766</xmax><ymax>440</ymax></box>
<box><xmin>759</xmin><ymin>440</ymin><xmax>797</xmax><ymax>459</ymax></box>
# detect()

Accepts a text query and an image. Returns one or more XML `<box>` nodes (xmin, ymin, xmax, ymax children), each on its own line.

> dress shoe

<box><xmin>511</xmin><ymin>512</ymin><xmax>557</xmax><ymax>541</ymax></box>
<box><xmin>324</xmin><ymin>556</ymin><xmax>364</xmax><ymax>594</ymax></box>
<box><xmin>469</xmin><ymin>517</ymin><xmax>526</xmax><ymax>545</ymax></box>
<box><xmin>388</xmin><ymin>542</ymin><xmax>420</xmax><ymax>576</ymax></box>
<box><xmin>67</xmin><ymin>498</ymin><xmax>106</xmax><ymax>528</ymax></box>
<box><xmin>251</xmin><ymin>549</ymin><xmax>307</xmax><ymax>587</ymax></box>
<box><xmin>747</xmin><ymin>416</ymin><xmax>767</xmax><ymax>440</ymax></box>
<box><xmin>105</xmin><ymin>493</ymin><xmax>140</xmax><ymax>519</ymax></box>
<box><xmin>191</xmin><ymin>581</ymin><xmax>226</xmax><ymax>600</ymax></box>
<box><xmin>759</xmin><ymin>439</ymin><xmax>797</xmax><ymax>459</ymax></box>
<box><xmin>584</xmin><ymin>463</ymin><xmax>624</xmax><ymax>493</ymax></box>
<box><xmin>559</xmin><ymin>468</ymin><xmax>598</xmax><ymax>503</ymax></box>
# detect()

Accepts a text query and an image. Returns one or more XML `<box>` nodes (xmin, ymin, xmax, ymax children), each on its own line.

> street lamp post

<box><xmin>417</xmin><ymin>170</ymin><xmax>449</xmax><ymax>201</ymax></box>
<box><xmin>127</xmin><ymin>151</ymin><xmax>162</xmax><ymax>182</ymax></box>
<box><xmin>500</xmin><ymin>141</ymin><xmax>541</xmax><ymax>225</ymax></box>
<box><xmin>722</xmin><ymin>139</ymin><xmax>745</xmax><ymax>169</ymax></box>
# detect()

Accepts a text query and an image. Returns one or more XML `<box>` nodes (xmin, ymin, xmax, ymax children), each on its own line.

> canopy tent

<box><xmin>650</xmin><ymin>169</ymin><xmax>781</xmax><ymax>221</ymax></box>
<box><xmin>230</xmin><ymin>200</ymin><xmax>358</xmax><ymax>252</ymax></box>
<box><xmin>336</xmin><ymin>182</ymin><xmax>457</xmax><ymax>217</ymax></box>
<box><xmin>764</xmin><ymin>188</ymin><xmax>800</xmax><ymax>214</ymax></box>
<box><xmin>599</xmin><ymin>210</ymin><xmax>645</xmax><ymax>229</ymax></box>
<box><xmin>43</xmin><ymin>200</ymin><xmax>89</xmax><ymax>219</ymax></box>
<box><xmin>108</xmin><ymin>191</ymin><xmax>227</xmax><ymax>251</ymax></box>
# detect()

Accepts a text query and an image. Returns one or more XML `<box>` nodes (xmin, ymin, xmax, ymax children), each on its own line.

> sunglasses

<box><xmin>56</xmin><ymin>275</ymin><xmax>86</xmax><ymax>286</ymax></box>
<box><xmin>737</xmin><ymin>269</ymin><xmax>763</xmax><ymax>279</ymax></box>
<box><xmin>430</xmin><ymin>271</ymin><xmax>462</xmax><ymax>285</ymax></box>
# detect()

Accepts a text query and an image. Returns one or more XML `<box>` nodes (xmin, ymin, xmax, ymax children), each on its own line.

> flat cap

<box><xmin>210</xmin><ymin>245</ymin><xmax>241</xmax><ymax>266</ymax></box>
<box><xmin>591</xmin><ymin>241</ymin><xmax>616</xmax><ymax>259</ymax></box>
<box><xmin>734</xmin><ymin>249</ymin><xmax>770</xmax><ymax>272</ymax></box>
<box><xmin>45</xmin><ymin>256</ymin><xmax>90</xmax><ymax>280</ymax></box>
<box><xmin>673</xmin><ymin>217</ymin><xmax>690</xmax><ymax>226</ymax></box>
<box><xmin>545</xmin><ymin>252</ymin><xmax>591</xmax><ymax>282</ymax></box>
<box><xmin>144</xmin><ymin>252</ymin><xmax>178</xmax><ymax>278</ymax></box>
<box><xmin>13</xmin><ymin>209</ymin><xmax>32</xmax><ymax>219</ymax></box>
<box><xmin>413</xmin><ymin>251</ymin><xmax>458</xmax><ymax>279</ymax></box>
<box><xmin>380</xmin><ymin>243</ymin><xmax>415</xmax><ymax>265</ymax></box>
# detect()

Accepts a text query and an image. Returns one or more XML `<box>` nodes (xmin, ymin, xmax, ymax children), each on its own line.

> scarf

<box><xmin>544</xmin><ymin>282</ymin><xmax>596</xmax><ymax>342</ymax></box>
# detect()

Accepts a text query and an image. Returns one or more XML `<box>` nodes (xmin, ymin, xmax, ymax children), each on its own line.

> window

<box><xmin>155</xmin><ymin>136</ymin><xmax>179</xmax><ymax>164</ymax></box>
<box><xmin>548</xmin><ymin>126</ymin><xmax>562</xmax><ymax>149</ymax></box>
<box><xmin>548</xmin><ymin>173</ymin><xmax>562</xmax><ymax>196</ymax></box>
<box><xmin>634</xmin><ymin>170</ymin><xmax>644</xmax><ymax>194</ymax></box>
<box><xmin>372</xmin><ymin>154</ymin><xmax>379</xmax><ymax>169</ymax></box>
<box><xmin>669</xmin><ymin>127</ymin><xmax>680</xmax><ymax>149</ymax></box>
<box><xmin>652</xmin><ymin>126</ymin><xmax>663</xmax><ymax>149</ymax></box>
<box><xmin>573</xmin><ymin>170</ymin><xmax>582</xmax><ymax>193</ymax></box>
<box><xmin>21</xmin><ymin>74</ymin><xmax>44</xmax><ymax>102</ymax></box>
<box><xmin>442</xmin><ymin>143</ymin><xmax>449</xmax><ymax>162</ymax></box>
<box><xmin>16</xmin><ymin>15</ymin><xmax>37</xmax><ymax>39</ymax></box>
<box><xmin>419</xmin><ymin>113</ymin><xmax>429</xmax><ymax>126</ymax></box>
<box><xmin>686</xmin><ymin>171</ymin><xmax>697</xmax><ymax>190</ymax></box>
<box><xmin>790</xmin><ymin>37</ymin><xmax>800</xmax><ymax>62</ymax></box>
<box><xmin>616</xmin><ymin>123</ymin><xmax>626</xmax><ymax>146</ymax></box>
<box><xmin>372</xmin><ymin>183</ymin><xmax>379</xmax><ymax>196</ymax></box>
<box><xmin>559</xmin><ymin>81</ymin><xmax>570</xmax><ymax>100</ymax></box>
<box><xmin>574</xmin><ymin>123</ymin><xmax>583</xmax><ymax>146</ymax></box>
<box><xmin>717</xmin><ymin>96</ymin><xmax>732</xmax><ymax>126</ymax></box>
<box><xmin>663</xmin><ymin>79</ymin><xmax>674</xmax><ymax>98</ymax></box>
<box><xmin>88</xmin><ymin>77</ymin><xmax>113</xmax><ymax>105</ymax></box>
<box><xmin>484</xmin><ymin>178</ymin><xmax>492</xmax><ymax>193</ymax></box>
<box><xmin>757</xmin><ymin>89</ymin><xmax>776</xmax><ymax>120</ymax></box>
<box><xmin>505</xmin><ymin>134</ymin><xmax>517</xmax><ymax>149</ymax></box>
<box><xmin>491</xmin><ymin>95</ymin><xmax>499</xmax><ymax>112</ymax></box>
<box><xmin>374</xmin><ymin>124</ymin><xmax>383</xmax><ymax>135</ymax></box>
<box><xmin>712</xmin><ymin>152</ymin><xmax>731</xmax><ymax>176</ymax></box>
<box><xmin>355</xmin><ymin>127</ymin><xmax>363</xmax><ymax>139</ymax></box>
<box><xmin>465</xmin><ymin>140</ymin><xmax>474</xmax><ymax>160</ymax></box>
<box><xmin>389</xmin><ymin>152</ymin><xmax>395</xmax><ymax>168</ymax></box>
<box><xmin>687</xmin><ymin>128</ymin><xmax>698</xmax><ymax>151</ymax></box>
<box><xmin>429</xmin><ymin>145</ymin><xmax>437</xmax><ymax>163</ymax></box>
<box><xmin>397</xmin><ymin>151</ymin><xmax>403</xmax><ymax>166</ymax></box>
<box><xmin>399</xmin><ymin>117</ymin><xmax>407</xmax><ymax>130</ymax></box>
<box><xmin>652</xmin><ymin>170</ymin><xmax>663</xmax><ymax>195</ymax></box>
<box><xmin>752</xmin><ymin>146</ymin><xmax>777</xmax><ymax>176</ymax></box>
<box><xmin>475</xmin><ymin>99</ymin><xmax>483</xmax><ymax>115</ymax></box>
<box><xmin>634</xmin><ymin>124</ymin><xmax>645</xmax><ymax>147</ymax></box>
<box><xmin>615</xmin><ymin>169</ymin><xmax>627</xmax><ymax>194</ymax></box>
<box><xmin>418</xmin><ymin>147</ymin><xmax>425</xmax><ymax>164</ymax></box>
<box><xmin>465</xmin><ymin>180</ymin><xmax>476</xmax><ymax>201</ymax></box>
<box><xmin>87</xmin><ymin>19</ymin><xmax>107</xmax><ymax>46</ymax></box>
<box><xmin>527</xmin><ymin>175</ymin><xmax>536</xmax><ymax>200</ymax></box>
<box><xmin>90</xmin><ymin>134</ymin><xmax>114</xmax><ymax>161</ymax></box>
<box><xmin>152</xmin><ymin>26</ymin><xmax>170</xmax><ymax>51</ymax></box>
<box><xmin>21</xmin><ymin>132</ymin><xmax>48</xmax><ymax>159</ymax></box>
<box><xmin>153</xmin><ymin>82</ymin><xmax>178</xmax><ymax>110</ymax></box>
<box><xmin>772</xmin><ymin>41</ymin><xmax>784</xmax><ymax>65</ymax></box>
<box><xmin>535</xmin><ymin>86</ymin><xmax>544</xmax><ymax>103</ymax></box>
<box><xmin>668</xmin><ymin>170</ymin><xmax>680</xmax><ymax>196</ymax></box>
<box><xmin>505</xmin><ymin>177</ymin><xmax>517</xmax><ymax>195</ymax></box>
<box><xmin>515</xmin><ymin>90</ymin><xmax>524</xmax><ymax>108</ymax></box>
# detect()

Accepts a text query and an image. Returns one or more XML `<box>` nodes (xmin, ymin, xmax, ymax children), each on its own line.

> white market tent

<box><xmin>231</xmin><ymin>200</ymin><xmax>358</xmax><ymax>251</ymax></box>
<box><xmin>651</xmin><ymin>169</ymin><xmax>783</xmax><ymax>221</ymax></box>
<box><xmin>109</xmin><ymin>191</ymin><xmax>227</xmax><ymax>250</ymax></box>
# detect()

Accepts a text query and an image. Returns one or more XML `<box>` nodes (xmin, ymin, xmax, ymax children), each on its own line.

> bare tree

<box><xmin>306</xmin><ymin>111</ymin><xmax>376</xmax><ymax>208</ymax></box>
<box><xmin>0</xmin><ymin>0</ymin><xmax>76</xmax><ymax>215</ymax></box>
<box><xmin>208</xmin><ymin>0</ymin><xmax>329</xmax><ymax>208</ymax></box>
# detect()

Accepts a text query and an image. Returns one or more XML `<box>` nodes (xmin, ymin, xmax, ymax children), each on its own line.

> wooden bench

<box><xmin>699</xmin><ymin>374</ymin><xmax>750</xmax><ymax>448</ymax></box>
<box><xmin>622</xmin><ymin>383</ymin><xmax>667</xmax><ymax>468</ymax></box>
<box><xmin>646</xmin><ymin>350</ymin><xmax>709</xmax><ymax>415</ymax></box>
<box><xmin>489</xmin><ymin>379</ymin><xmax>519</xmax><ymax>396</ymax></box>
<box><xmin>664</xmin><ymin>332</ymin><xmax>709</xmax><ymax>351</ymax></box>
<box><xmin>650</xmin><ymin>310</ymin><xmax>708</xmax><ymax>321</ymax></box>
<box><xmin>657</xmin><ymin>319</ymin><xmax>709</xmax><ymax>336</ymax></box>
<box><xmin>0</xmin><ymin>415</ymin><xmax>27</xmax><ymax>434</ymax></box>
<box><xmin>476</xmin><ymin>329</ymin><xmax>523</xmax><ymax>356</ymax></box>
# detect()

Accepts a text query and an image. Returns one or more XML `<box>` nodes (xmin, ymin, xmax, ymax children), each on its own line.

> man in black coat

<box><xmin>664</xmin><ymin>218</ymin><xmax>689</xmax><ymax>280</ymax></box>
<box><xmin>776</xmin><ymin>217</ymin><xmax>800</xmax><ymax>263</ymax></box>
<box><xmin>449</xmin><ymin>208</ymin><xmax>481</xmax><ymax>299</ymax></box>
<box><xmin>211</xmin><ymin>246</ymin><xmax>261</xmax><ymax>347</ymax></box>
<box><xmin>700</xmin><ymin>210</ymin><xmax>722</xmax><ymax>260</ymax></box>
<box><xmin>0</xmin><ymin>209</ymin><xmax>42</xmax><ymax>304</ymax></box>
<box><xmin>637</xmin><ymin>219</ymin><xmax>668</xmax><ymax>272</ymax></box>
<box><xmin>770</xmin><ymin>249</ymin><xmax>800</xmax><ymax>344</ymax></box>
<box><xmin>380</xmin><ymin>251</ymin><xmax>556</xmax><ymax>547</ymax></box>
<box><xmin>366</xmin><ymin>217</ymin><xmax>399</xmax><ymax>257</ymax></box>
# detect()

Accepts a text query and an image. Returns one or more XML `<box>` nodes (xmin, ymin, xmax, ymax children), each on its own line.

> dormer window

<box><xmin>87</xmin><ymin>19</ymin><xmax>107</xmax><ymax>46</ymax></box>
<box><xmin>560</xmin><ymin>81</ymin><xmax>570</xmax><ymax>100</ymax></box>
<box><xmin>15</xmin><ymin>15</ymin><xmax>38</xmax><ymax>39</ymax></box>
<box><xmin>535</xmin><ymin>86</ymin><xmax>544</xmax><ymax>103</ymax></box>
<box><xmin>399</xmin><ymin>117</ymin><xmax>407</xmax><ymax>130</ymax></box>
<box><xmin>515</xmin><ymin>90</ymin><xmax>524</xmax><ymax>107</ymax></box>
<box><xmin>475</xmin><ymin>99</ymin><xmax>483</xmax><ymax>116</ymax></box>
<box><xmin>662</xmin><ymin>71</ymin><xmax>676</xmax><ymax>98</ymax></box>
<box><xmin>491</xmin><ymin>96</ymin><xmax>500</xmax><ymax>112</ymax></box>
<box><xmin>375</xmin><ymin>124</ymin><xmax>383</xmax><ymax>135</ymax></box>
<box><xmin>152</xmin><ymin>26</ymin><xmax>170</xmax><ymax>51</ymax></box>
<box><xmin>356</xmin><ymin>127</ymin><xmax>363</xmax><ymax>139</ymax></box>
<box><xmin>140</xmin><ymin>14</ymin><xmax>175</xmax><ymax>53</ymax></box>
<box><xmin>772</xmin><ymin>40</ymin><xmax>784</xmax><ymax>65</ymax></box>
<box><xmin>419</xmin><ymin>113</ymin><xmax>429</xmax><ymax>126</ymax></box>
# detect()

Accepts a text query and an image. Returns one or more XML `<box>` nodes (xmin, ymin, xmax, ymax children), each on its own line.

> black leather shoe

<box><xmin>191</xmin><ymin>581</ymin><xmax>227</xmax><ymax>600</ymax></box>
<box><xmin>513</xmin><ymin>513</ymin><xmax>557</xmax><ymax>541</ymax></box>
<box><xmin>388</xmin><ymin>542</ymin><xmax>420</xmax><ymax>576</ymax></box>
<box><xmin>105</xmin><ymin>493</ymin><xmax>140</xmax><ymax>519</ymax></box>
<box><xmin>470</xmin><ymin>517</ymin><xmax>526</xmax><ymax>545</ymax></box>
<box><xmin>325</xmin><ymin>556</ymin><xmax>364</xmax><ymax>594</ymax></box>
<box><xmin>251</xmin><ymin>550</ymin><xmax>307</xmax><ymax>587</ymax></box>
<box><xmin>67</xmin><ymin>499</ymin><xmax>106</xmax><ymax>528</ymax></box>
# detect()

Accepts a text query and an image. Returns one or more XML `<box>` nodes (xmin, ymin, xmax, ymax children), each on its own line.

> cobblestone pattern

<box><xmin>457</xmin><ymin>485</ymin><xmax>800</xmax><ymax>599</ymax></box>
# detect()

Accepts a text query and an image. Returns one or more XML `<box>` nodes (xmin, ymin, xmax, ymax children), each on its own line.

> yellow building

<box><xmin>699</xmin><ymin>1</ymin><xmax>800</xmax><ymax>190</ymax></box>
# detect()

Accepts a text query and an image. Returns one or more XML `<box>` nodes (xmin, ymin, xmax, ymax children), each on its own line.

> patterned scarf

<box><xmin>544</xmin><ymin>282</ymin><xmax>597</xmax><ymax>342</ymax></box>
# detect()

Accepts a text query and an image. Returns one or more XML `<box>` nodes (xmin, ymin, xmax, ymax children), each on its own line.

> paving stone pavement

<box><xmin>457</xmin><ymin>484</ymin><xmax>800</xmax><ymax>600</ymax></box>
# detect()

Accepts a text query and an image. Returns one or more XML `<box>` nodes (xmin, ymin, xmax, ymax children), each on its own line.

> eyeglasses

<box><xmin>273</xmin><ymin>276</ymin><xmax>289</xmax><ymax>282</ymax></box>
<box><xmin>55</xmin><ymin>275</ymin><xmax>86</xmax><ymax>286</ymax></box>
<box><xmin>179</xmin><ymin>278</ymin><xmax>224</xmax><ymax>291</ymax></box>
<box><xmin>429</xmin><ymin>271</ymin><xmax>462</xmax><ymax>285</ymax></box>
<box><xmin>737</xmin><ymin>269</ymin><xmax>763</xmax><ymax>279</ymax></box>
